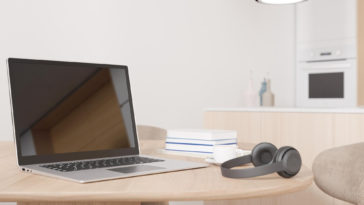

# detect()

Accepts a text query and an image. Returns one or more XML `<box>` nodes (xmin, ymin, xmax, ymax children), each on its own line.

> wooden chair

<box><xmin>136</xmin><ymin>125</ymin><xmax>168</xmax><ymax>205</ymax></box>
<box><xmin>136</xmin><ymin>125</ymin><xmax>167</xmax><ymax>140</ymax></box>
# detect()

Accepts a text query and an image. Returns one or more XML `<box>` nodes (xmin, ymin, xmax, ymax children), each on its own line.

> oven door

<box><xmin>296</xmin><ymin>59</ymin><xmax>357</xmax><ymax>107</ymax></box>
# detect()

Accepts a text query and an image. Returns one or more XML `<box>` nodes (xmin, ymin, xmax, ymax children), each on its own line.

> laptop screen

<box><xmin>8</xmin><ymin>59</ymin><xmax>139</xmax><ymax>165</ymax></box>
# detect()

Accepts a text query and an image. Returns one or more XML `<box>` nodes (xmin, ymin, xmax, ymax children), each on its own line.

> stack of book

<box><xmin>164</xmin><ymin>129</ymin><xmax>237</xmax><ymax>157</ymax></box>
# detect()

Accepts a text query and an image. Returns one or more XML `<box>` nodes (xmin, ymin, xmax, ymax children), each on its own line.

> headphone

<box><xmin>221</xmin><ymin>142</ymin><xmax>302</xmax><ymax>178</ymax></box>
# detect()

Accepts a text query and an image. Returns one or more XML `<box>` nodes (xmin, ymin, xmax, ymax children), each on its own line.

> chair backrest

<box><xmin>136</xmin><ymin>125</ymin><xmax>167</xmax><ymax>140</ymax></box>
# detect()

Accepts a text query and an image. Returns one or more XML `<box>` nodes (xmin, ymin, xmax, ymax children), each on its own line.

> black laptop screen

<box><xmin>8</xmin><ymin>59</ymin><xmax>138</xmax><ymax>164</ymax></box>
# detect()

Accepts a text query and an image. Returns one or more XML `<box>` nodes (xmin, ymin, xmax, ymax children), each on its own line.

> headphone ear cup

<box><xmin>251</xmin><ymin>142</ymin><xmax>277</xmax><ymax>167</ymax></box>
<box><xmin>274</xmin><ymin>146</ymin><xmax>302</xmax><ymax>178</ymax></box>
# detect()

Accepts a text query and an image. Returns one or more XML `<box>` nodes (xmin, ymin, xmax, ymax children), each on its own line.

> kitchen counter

<box><xmin>205</xmin><ymin>107</ymin><xmax>364</xmax><ymax>114</ymax></box>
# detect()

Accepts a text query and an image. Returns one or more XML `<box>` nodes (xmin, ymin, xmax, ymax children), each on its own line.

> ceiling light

<box><xmin>256</xmin><ymin>0</ymin><xmax>306</xmax><ymax>4</ymax></box>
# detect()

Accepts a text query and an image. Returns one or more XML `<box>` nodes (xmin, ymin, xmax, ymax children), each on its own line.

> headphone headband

<box><xmin>221</xmin><ymin>155</ymin><xmax>252</xmax><ymax>169</ymax></box>
<box><xmin>221</xmin><ymin>156</ymin><xmax>284</xmax><ymax>178</ymax></box>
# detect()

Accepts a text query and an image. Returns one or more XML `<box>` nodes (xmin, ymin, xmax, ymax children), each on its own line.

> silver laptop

<box><xmin>7</xmin><ymin>58</ymin><xmax>207</xmax><ymax>183</ymax></box>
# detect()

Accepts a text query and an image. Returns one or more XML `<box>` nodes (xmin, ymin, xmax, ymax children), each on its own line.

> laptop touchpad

<box><xmin>108</xmin><ymin>165</ymin><xmax>164</xmax><ymax>174</ymax></box>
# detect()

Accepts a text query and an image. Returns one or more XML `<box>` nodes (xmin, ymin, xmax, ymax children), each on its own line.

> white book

<box><xmin>160</xmin><ymin>149</ymin><xmax>211</xmax><ymax>158</ymax></box>
<box><xmin>167</xmin><ymin>129</ymin><xmax>237</xmax><ymax>140</ymax></box>
<box><xmin>165</xmin><ymin>143</ymin><xmax>215</xmax><ymax>153</ymax></box>
<box><xmin>166</xmin><ymin>137</ymin><xmax>237</xmax><ymax>146</ymax></box>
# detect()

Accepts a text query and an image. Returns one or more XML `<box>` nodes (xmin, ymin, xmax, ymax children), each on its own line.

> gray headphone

<box><xmin>221</xmin><ymin>142</ymin><xmax>302</xmax><ymax>178</ymax></box>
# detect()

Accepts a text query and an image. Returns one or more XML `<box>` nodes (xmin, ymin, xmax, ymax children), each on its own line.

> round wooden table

<box><xmin>0</xmin><ymin>140</ymin><xmax>313</xmax><ymax>204</ymax></box>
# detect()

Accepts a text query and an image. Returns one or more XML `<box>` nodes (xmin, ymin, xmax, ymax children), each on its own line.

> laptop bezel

<box><xmin>7</xmin><ymin>58</ymin><xmax>140</xmax><ymax>166</ymax></box>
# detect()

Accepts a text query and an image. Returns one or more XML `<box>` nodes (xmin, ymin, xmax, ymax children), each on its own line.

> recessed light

<box><xmin>256</xmin><ymin>0</ymin><xmax>307</xmax><ymax>4</ymax></box>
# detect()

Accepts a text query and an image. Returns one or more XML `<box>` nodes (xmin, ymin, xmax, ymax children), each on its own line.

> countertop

<box><xmin>205</xmin><ymin>107</ymin><xmax>364</xmax><ymax>114</ymax></box>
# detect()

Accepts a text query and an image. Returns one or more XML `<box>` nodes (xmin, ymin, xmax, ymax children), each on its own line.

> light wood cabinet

<box><xmin>204</xmin><ymin>110</ymin><xmax>364</xmax><ymax>205</ymax></box>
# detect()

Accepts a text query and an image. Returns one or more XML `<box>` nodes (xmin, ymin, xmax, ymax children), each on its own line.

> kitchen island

<box><xmin>204</xmin><ymin>107</ymin><xmax>362</xmax><ymax>205</ymax></box>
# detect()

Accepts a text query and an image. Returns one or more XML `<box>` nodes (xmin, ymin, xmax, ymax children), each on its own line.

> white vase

<box><xmin>244</xmin><ymin>78</ymin><xmax>259</xmax><ymax>107</ymax></box>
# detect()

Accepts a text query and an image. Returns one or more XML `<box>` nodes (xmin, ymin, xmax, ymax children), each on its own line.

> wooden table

<box><xmin>0</xmin><ymin>140</ymin><xmax>313</xmax><ymax>205</ymax></box>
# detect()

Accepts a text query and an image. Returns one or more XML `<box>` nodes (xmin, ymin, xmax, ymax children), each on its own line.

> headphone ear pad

<box><xmin>251</xmin><ymin>142</ymin><xmax>277</xmax><ymax>167</ymax></box>
<box><xmin>274</xmin><ymin>146</ymin><xmax>302</xmax><ymax>178</ymax></box>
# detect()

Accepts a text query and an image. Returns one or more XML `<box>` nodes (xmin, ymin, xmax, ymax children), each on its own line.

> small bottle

<box><xmin>262</xmin><ymin>79</ymin><xmax>275</xmax><ymax>107</ymax></box>
<box><xmin>259</xmin><ymin>79</ymin><xmax>267</xmax><ymax>106</ymax></box>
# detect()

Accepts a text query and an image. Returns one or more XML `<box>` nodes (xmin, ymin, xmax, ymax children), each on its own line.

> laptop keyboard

<box><xmin>41</xmin><ymin>156</ymin><xmax>164</xmax><ymax>172</ymax></box>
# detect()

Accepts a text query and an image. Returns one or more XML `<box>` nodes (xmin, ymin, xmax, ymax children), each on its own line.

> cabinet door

<box><xmin>296</xmin><ymin>0</ymin><xmax>356</xmax><ymax>43</ymax></box>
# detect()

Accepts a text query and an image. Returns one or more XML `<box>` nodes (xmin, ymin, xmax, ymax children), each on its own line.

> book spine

<box><xmin>165</xmin><ymin>144</ymin><xmax>215</xmax><ymax>152</ymax></box>
<box><xmin>166</xmin><ymin>138</ymin><xmax>237</xmax><ymax>145</ymax></box>
<box><xmin>167</xmin><ymin>131</ymin><xmax>210</xmax><ymax>139</ymax></box>
<box><xmin>166</xmin><ymin>132</ymin><xmax>237</xmax><ymax>140</ymax></box>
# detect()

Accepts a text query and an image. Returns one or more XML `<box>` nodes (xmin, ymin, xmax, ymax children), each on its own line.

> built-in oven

<box><xmin>296</xmin><ymin>40</ymin><xmax>357</xmax><ymax>107</ymax></box>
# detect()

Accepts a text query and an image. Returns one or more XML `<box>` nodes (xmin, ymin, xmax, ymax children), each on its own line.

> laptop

<box><xmin>7</xmin><ymin>58</ymin><xmax>207</xmax><ymax>183</ymax></box>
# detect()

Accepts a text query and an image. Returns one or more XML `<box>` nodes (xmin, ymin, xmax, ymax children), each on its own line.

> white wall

<box><xmin>0</xmin><ymin>0</ymin><xmax>296</xmax><ymax>141</ymax></box>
